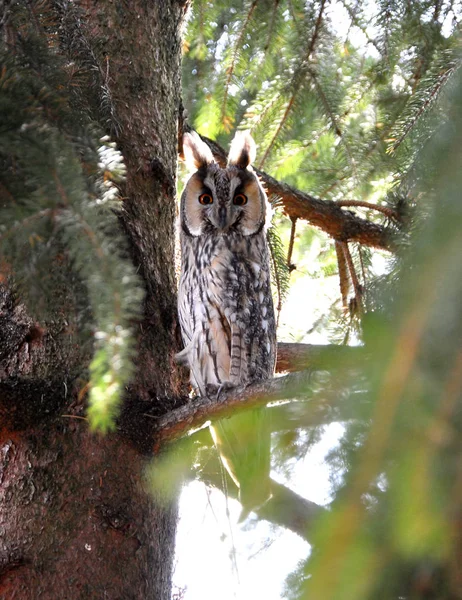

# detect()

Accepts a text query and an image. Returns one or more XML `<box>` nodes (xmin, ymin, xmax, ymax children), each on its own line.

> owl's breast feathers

<box><xmin>177</xmin><ymin>231</ymin><xmax>276</xmax><ymax>396</ymax></box>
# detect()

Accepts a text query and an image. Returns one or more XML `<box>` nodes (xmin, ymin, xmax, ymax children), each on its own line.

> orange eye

<box><xmin>233</xmin><ymin>193</ymin><xmax>248</xmax><ymax>206</ymax></box>
<box><xmin>199</xmin><ymin>193</ymin><xmax>213</xmax><ymax>205</ymax></box>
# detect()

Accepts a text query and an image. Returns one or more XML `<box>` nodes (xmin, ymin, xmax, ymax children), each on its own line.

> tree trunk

<box><xmin>0</xmin><ymin>424</ymin><xmax>177</xmax><ymax>599</ymax></box>
<box><xmin>0</xmin><ymin>1</ymin><xmax>187</xmax><ymax>598</ymax></box>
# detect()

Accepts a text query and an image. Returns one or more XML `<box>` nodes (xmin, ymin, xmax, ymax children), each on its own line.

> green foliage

<box><xmin>288</xmin><ymin>66</ymin><xmax>462</xmax><ymax>600</ymax></box>
<box><xmin>183</xmin><ymin>0</ymin><xmax>461</xmax><ymax>206</ymax></box>
<box><xmin>0</xmin><ymin>6</ymin><xmax>144</xmax><ymax>432</ymax></box>
<box><xmin>388</xmin><ymin>44</ymin><xmax>462</xmax><ymax>167</ymax></box>
<box><xmin>267</xmin><ymin>212</ymin><xmax>291</xmax><ymax>323</ymax></box>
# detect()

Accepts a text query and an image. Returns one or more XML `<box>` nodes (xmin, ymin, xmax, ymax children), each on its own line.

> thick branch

<box><xmin>276</xmin><ymin>342</ymin><xmax>364</xmax><ymax>372</ymax></box>
<box><xmin>256</xmin><ymin>169</ymin><xmax>395</xmax><ymax>250</ymax></box>
<box><xmin>153</xmin><ymin>343</ymin><xmax>366</xmax><ymax>447</ymax></box>
<box><xmin>181</xmin><ymin>128</ymin><xmax>398</xmax><ymax>252</ymax></box>
<box><xmin>259</xmin><ymin>480</ymin><xmax>324</xmax><ymax>540</ymax></box>
<box><xmin>153</xmin><ymin>371</ymin><xmax>314</xmax><ymax>449</ymax></box>
<box><xmin>336</xmin><ymin>200</ymin><xmax>398</xmax><ymax>220</ymax></box>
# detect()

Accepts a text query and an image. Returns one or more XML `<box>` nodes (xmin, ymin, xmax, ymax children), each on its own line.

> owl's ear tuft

<box><xmin>227</xmin><ymin>130</ymin><xmax>256</xmax><ymax>169</ymax></box>
<box><xmin>182</xmin><ymin>132</ymin><xmax>215</xmax><ymax>171</ymax></box>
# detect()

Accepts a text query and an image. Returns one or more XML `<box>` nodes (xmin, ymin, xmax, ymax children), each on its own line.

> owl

<box><xmin>176</xmin><ymin>130</ymin><xmax>276</xmax><ymax>516</ymax></box>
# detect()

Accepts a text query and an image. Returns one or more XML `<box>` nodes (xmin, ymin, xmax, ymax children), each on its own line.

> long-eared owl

<box><xmin>176</xmin><ymin>130</ymin><xmax>276</xmax><ymax>515</ymax></box>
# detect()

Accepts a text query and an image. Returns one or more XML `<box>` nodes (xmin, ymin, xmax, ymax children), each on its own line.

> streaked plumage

<box><xmin>176</xmin><ymin>130</ymin><xmax>276</xmax><ymax>515</ymax></box>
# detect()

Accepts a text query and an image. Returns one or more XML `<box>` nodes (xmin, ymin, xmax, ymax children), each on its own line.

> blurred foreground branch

<box><xmin>260</xmin><ymin>480</ymin><xmax>325</xmax><ymax>540</ymax></box>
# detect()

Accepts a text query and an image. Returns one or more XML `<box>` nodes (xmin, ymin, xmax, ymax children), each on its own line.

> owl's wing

<box><xmin>177</xmin><ymin>277</ymin><xmax>233</xmax><ymax>394</ymax></box>
<box><xmin>175</xmin><ymin>330</ymin><xmax>208</xmax><ymax>394</ymax></box>
<box><xmin>229</xmin><ymin>322</ymin><xmax>248</xmax><ymax>385</ymax></box>
<box><xmin>175</xmin><ymin>279</ymin><xmax>199</xmax><ymax>384</ymax></box>
<box><xmin>177</xmin><ymin>280</ymin><xmax>194</xmax><ymax>347</ymax></box>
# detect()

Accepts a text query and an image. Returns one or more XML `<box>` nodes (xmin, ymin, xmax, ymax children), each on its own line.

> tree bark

<box><xmin>0</xmin><ymin>423</ymin><xmax>177</xmax><ymax>599</ymax></box>
<box><xmin>0</xmin><ymin>1</ymin><xmax>187</xmax><ymax>598</ymax></box>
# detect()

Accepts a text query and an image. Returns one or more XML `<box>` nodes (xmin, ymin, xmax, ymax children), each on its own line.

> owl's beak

<box><xmin>217</xmin><ymin>205</ymin><xmax>229</xmax><ymax>231</ymax></box>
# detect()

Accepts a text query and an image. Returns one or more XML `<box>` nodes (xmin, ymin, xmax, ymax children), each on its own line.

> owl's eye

<box><xmin>233</xmin><ymin>193</ymin><xmax>248</xmax><ymax>206</ymax></box>
<box><xmin>199</xmin><ymin>193</ymin><xmax>213</xmax><ymax>205</ymax></box>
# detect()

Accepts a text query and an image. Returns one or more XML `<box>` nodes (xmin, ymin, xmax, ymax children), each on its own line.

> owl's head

<box><xmin>180</xmin><ymin>131</ymin><xmax>270</xmax><ymax>237</ymax></box>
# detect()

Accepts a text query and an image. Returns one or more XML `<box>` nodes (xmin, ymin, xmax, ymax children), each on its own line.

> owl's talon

<box><xmin>204</xmin><ymin>382</ymin><xmax>234</xmax><ymax>400</ymax></box>
<box><xmin>216</xmin><ymin>381</ymin><xmax>235</xmax><ymax>400</ymax></box>
<box><xmin>205</xmin><ymin>383</ymin><xmax>219</xmax><ymax>398</ymax></box>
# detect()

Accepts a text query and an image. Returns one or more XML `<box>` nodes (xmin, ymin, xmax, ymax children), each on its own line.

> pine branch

<box><xmin>268</xmin><ymin>222</ymin><xmax>291</xmax><ymax>326</ymax></box>
<box><xmin>309</xmin><ymin>68</ymin><xmax>358</xmax><ymax>182</ymax></box>
<box><xmin>0</xmin><ymin>29</ymin><xmax>144</xmax><ymax>431</ymax></box>
<box><xmin>341</xmin><ymin>241</ymin><xmax>364</xmax><ymax>313</ymax></box>
<box><xmin>276</xmin><ymin>342</ymin><xmax>365</xmax><ymax>372</ymax></box>
<box><xmin>336</xmin><ymin>200</ymin><xmax>399</xmax><ymax>220</ymax></box>
<box><xmin>339</xmin><ymin>0</ymin><xmax>382</xmax><ymax>55</ymax></box>
<box><xmin>0</xmin><ymin>208</ymin><xmax>54</xmax><ymax>243</ymax></box>
<box><xmin>241</xmin><ymin>84</ymin><xmax>284</xmax><ymax>132</ymax></box>
<box><xmin>259</xmin><ymin>168</ymin><xmax>397</xmax><ymax>249</ymax></box>
<box><xmin>306</xmin><ymin>0</ymin><xmax>327</xmax><ymax>57</ymax></box>
<box><xmin>389</xmin><ymin>47</ymin><xmax>462</xmax><ymax>154</ymax></box>
<box><xmin>307</xmin><ymin>70</ymin><xmax>341</xmax><ymax>141</ymax></box>
<box><xmin>287</xmin><ymin>215</ymin><xmax>297</xmax><ymax>269</ymax></box>
<box><xmin>358</xmin><ymin>244</ymin><xmax>367</xmax><ymax>298</ymax></box>
<box><xmin>318</xmin><ymin>116</ymin><xmax>397</xmax><ymax>200</ymax></box>
<box><xmin>0</xmin><ymin>304</ymin><xmax>363</xmax><ymax>433</ymax></box>
<box><xmin>152</xmin><ymin>340</ymin><xmax>366</xmax><ymax>448</ymax></box>
<box><xmin>222</xmin><ymin>0</ymin><xmax>260</xmax><ymax>126</ymax></box>
<box><xmin>335</xmin><ymin>240</ymin><xmax>349</xmax><ymax>309</ymax></box>
<box><xmin>264</xmin><ymin>0</ymin><xmax>281</xmax><ymax>51</ymax></box>
<box><xmin>152</xmin><ymin>371</ymin><xmax>315</xmax><ymax>448</ymax></box>
<box><xmin>259</xmin><ymin>480</ymin><xmax>324</xmax><ymax>539</ymax></box>
<box><xmin>258</xmin><ymin>0</ymin><xmax>327</xmax><ymax>168</ymax></box>
<box><xmin>258</xmin><ymin>93</ymin><xmax>296</xmax><ymax>168</ymax></box>
<box><xmin>198</xmin><ymin>460</ymin><xmax>325</xmax><ymax>541</ymax></box>
<box><xmin>391</xmin><ymin>67</ymin><xmax>454</xmax><ymax>152</ymax></box>
<box><xmin>267</xmin><ymin>392</ymin><xmax>369</xmax><ymax>432</ymax></box>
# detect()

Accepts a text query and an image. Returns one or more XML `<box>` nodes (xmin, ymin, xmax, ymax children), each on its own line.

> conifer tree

<box><xmin>1</xmin><ymin>1</ymin><xmax>462</xmax><ymax>599</ymax></box>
